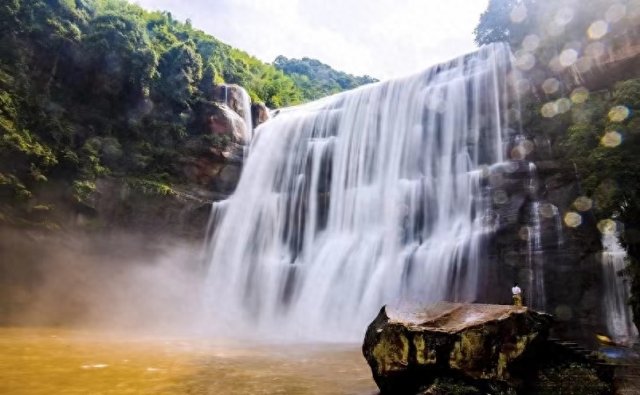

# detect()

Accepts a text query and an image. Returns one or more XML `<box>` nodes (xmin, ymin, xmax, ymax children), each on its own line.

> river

<box><xmin>0</xmin><ymin>328</ymin><xmax>377</xmax><ymax>395</ymax></box>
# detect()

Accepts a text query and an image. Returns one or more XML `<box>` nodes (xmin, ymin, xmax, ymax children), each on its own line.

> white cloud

<box><xmin>134</xmin><ymin>0</ymin><xmax>489</xmax><ymax>80</ymax></box>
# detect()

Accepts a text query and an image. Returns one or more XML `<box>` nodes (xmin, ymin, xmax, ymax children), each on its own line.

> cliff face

<box><xmin>3</xmin><ymin>18</ymin><xmax>638</xmax><ymax>339</ymax></box>
<box><xmin>569</xmin><ymin>30</ymin><xmax>640</xmax><ymax>91</ymax></box>
<box><xmin>167</xmin><ymin>61</ymin><xmax>632</xmax><ymax>339</ymax></box>
<box><xmin>11</xmin><ymin>82</ymin><xmax>273</xmax><ymax>239</ymax></box>
<box><xmin>481</xmin><ymin>147</ymin><xmax>605</xmax><ymax>340</ymax></box>
<box><xmin>477</xmin><ymin>35</ymin><xmax>640</xmax><ymax>340</ymax></box>
<box><xmin>55</xmin><ymin>59</ymin><xmax>637</xmax><ymax>339</ymax></box>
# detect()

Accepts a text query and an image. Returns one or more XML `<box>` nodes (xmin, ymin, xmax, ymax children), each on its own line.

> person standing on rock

<box><xmin>512</xmin><ymin>282</ymin><xmax>523</xmax><ymax>306</ymax></box>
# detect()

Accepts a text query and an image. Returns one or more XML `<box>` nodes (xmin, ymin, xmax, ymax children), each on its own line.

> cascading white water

<box><xmin>203</xmin><ymin>43</ymin><xmax>519</xmax><ymax>341</ymax></box>
<box><xmin>552</xmin><ymin>204</ymin><xmax>564</xmax><ymax>247</ymax></box>
<box><xmin>238</xmin><ymin>87</ymin><xmax>254</xmax><ymax>138</ymax></box>
<box><xmin>528</xmin><ymin>201</ymin><xmax>546</xmax><ymax>309</ymax></box>
<box><xmin>223</xmin><ymin>85</ymin><xmax>253</xmax><ymax>142</ymax></box>
<box><xmin>525</xmin><ymin>162</ymin><xmax>546</xmax><ymax>311</ymax></box>
<box><xmin>602</xmin><ymin>233</ymin><xmax>638</xmax><ymax>345</ymax></box>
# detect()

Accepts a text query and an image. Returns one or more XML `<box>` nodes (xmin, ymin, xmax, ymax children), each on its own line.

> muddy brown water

<box><xmin>0</xmin><ymin>328</ymin><xmax>378</xmax><ymax>395</ymax></box>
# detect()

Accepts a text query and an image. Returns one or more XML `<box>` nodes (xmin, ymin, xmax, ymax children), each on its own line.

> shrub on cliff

<box><xmin>0</xmin><ymin>0</ymin><xmax>369</xmax><ymax>228</ymax></box>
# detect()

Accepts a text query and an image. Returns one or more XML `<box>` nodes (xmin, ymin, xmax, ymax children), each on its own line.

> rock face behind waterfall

<box><xmin>362</xmin><ymin>302</ymin><xmax>552</xmax><ymax>394</ymax></box>
<box><xmin>483</xmin><ymin>148</ymin><xmax>605</xmax><ymax>341</ymax></box>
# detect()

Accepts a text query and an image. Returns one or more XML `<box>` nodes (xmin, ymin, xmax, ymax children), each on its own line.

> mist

<box><xmin>0</xmin><ymin>229</ymin><xmax>208</xmax><ymax>335</ymax></box>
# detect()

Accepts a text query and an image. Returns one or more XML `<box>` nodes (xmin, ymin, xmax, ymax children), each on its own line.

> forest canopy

<box><xmin>274</xmin><ymin>56</ymin><xmax>378</xmax><ymax>101</ymax></box>
<box><xmin>0</xmin><ymin>0</ymin><xmax>375</xmax><ymax>228</ymax></box>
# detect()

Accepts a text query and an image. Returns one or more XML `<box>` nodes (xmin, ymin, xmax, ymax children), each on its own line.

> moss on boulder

<box><xmin>362</xmin><ymin>302</ymin><xmax>552</xmax><ymax>394</ymax></box>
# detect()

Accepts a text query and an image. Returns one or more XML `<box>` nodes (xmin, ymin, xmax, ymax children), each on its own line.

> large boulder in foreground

<box><xmin>362</xmin><ymin>302</ymin><xmax>552</xmax><ymax>394</ymax></box>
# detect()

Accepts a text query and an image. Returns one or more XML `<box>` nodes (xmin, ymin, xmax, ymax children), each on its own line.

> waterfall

<box><xmin>552</xmin><ymin>204</ymin><xmax>564</xmax><ymax>247</ymax></box>
<box><xmin>203</xmin><ymin>43</ymin><xmax>519</xmax><ymax>341</ymax></box>
<box><xmin>525</xmin><ymin>162</ymin><xmax>546</xmax><ymax>311</ymax></box>
<box><xmin>238</xmin><ymin>87</ymin><xmax>254</xmax><ymax>139</ymax></box>
<box><xmin>526</xmin><ymin>201</ymin><xmax>543</xmax><ymax>309</ymax></box>
<box><xmin>602</xmin><ymin>234</ymin><xmax>638</xmax><ymax>345</ymax></box>
<box><xmin>223</xmin><ymin>84</ymin><xmax>253</xmax><ymax>142</ymax></box>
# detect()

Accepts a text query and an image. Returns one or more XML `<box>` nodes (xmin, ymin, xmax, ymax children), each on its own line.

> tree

<box><xmin>0</xmin><ymin>0</ymin><xmax>20</xmax><ymax>37</ymax></box>
<box><xmin>156</xmin><ymin>42</ymin><xmax>203</xmax><ymax>108</ymax></box>
<box><xmin>474</xmin><ymin>0</ymin><xmax>634</xmax><ymax>47</ymax></box>
<box><xmin>560</xmin><ymin>79</ymin><xmax>640</xmax><ymax>329</ymax></box>
<box><xmin>273</xmin><ymin>55</ymin><xmax>377</xmax><ymax>101</ymax></box>
<box><xmin>473</xmin><ymin>0</ymin><xmax>539</xmax><ymax>46</ymax></box>
<box><xmin>83</xmin><ymin>12</ymin><xmax>157</xmax><ymax>102</ymax></box>
<box><xmin>0</xmin><ymin>0</ymin><xmax>368</xmax><ymax>227</ymax></box>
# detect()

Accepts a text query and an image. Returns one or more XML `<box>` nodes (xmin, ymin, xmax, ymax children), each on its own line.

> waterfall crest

<box><xmin>203</xmin><ymin>43</ymin><xmax>519</xmax><ymax>340</ymax></box>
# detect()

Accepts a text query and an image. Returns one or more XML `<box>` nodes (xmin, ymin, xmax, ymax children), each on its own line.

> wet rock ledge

<box><xmin>362</xmin><ymin>302</ymin><xmax>553</xmax><ymax>394</ymax></box>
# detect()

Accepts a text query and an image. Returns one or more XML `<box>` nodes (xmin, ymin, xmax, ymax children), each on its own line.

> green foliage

<box><xmin>0</xmin><ymin>125</ymin><xmax>57</xmax><ymax>167</ymax></box>
<box><xmin>156</xmin><ymin>42</ymin><xmax>203</xmax><ymax>107</ymax></box>
<box><xmin>474</xmin><ymin>0</ymin><xmax>525</xmax><ymax>46</ymax></box>
<box><xmin>201</xmin><ymin>133</ymin><xmax>232</xmax><ymax>151</ymax></box>
<box><xmin>528</xmin><ymin>362</ymin><xmax>609</xmax><ymax>395</ymax></box>
<box><xmin>0</xmin><ymin>172</ymin><xmax>32</xmax><ymax>201</ymax></box>
<box><xmin>556</xmin><ymin>79</ymin><xmax>640</xmax><ymax>328</ymax></box>
<box><xmin>476</xmin><ymin>0</ymin><xmax>640</xmax><ymax>329</ymax></box>
<box><xmin>274</xmin><ymin>56</ymin><xmax>378</xmax><ymax>101</ymax></box>
<box><xmin>0</xmin><ymin>0</ymin><xmax>364</xmax><ymax>227</ymax></box>
<box><xmin>474</xmin><ymin>0</ymin><xmax>632</xmax><ymax>47</ymax></box>
<box><xmin>420</xmin><ymin>378</ymin><xmax>482</xmax><ymax>395</ymax></box>
<box><xmin>126</xmin><ymin>177</ymin><xmax>176</xmax><ymax>196</ymax></box>
<box><xmin>561</xmin><ymin>80</ymin><xmax>640</xmax><ymax>221</ymax></box>
<box><xmin>83</xmin><ymin>11</ymin><xmax>157</xmax><ymax>102</ymax></box>
<box><xmin>72</xmin><ymin>180</ymin><xmax>96</xmax><ymax>203</ymax></box>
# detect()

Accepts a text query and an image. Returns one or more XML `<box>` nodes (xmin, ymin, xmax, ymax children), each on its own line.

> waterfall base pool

<box><xmin>0</xmin><ymin>328</ymin><xmax>377</xmax><ymax>395</ymax></box>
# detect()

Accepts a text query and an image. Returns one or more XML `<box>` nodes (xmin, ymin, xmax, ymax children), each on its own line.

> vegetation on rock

<box><xmin>0</xmin><ymin>0</ymin><xmax>374</xmax><ymax>230</ymax></box>
<box><xmin>362</xmin><ymin>303</ymin><xmax>552</xmax><ymax>394</ymax></box>
<box><xmin>475</xmin><ymin>0</ymin><xmax>640</xmax><ymax>331</ymax></box>
<box><xmin>363</xmin><ymin>302</ymin><xmax>612</xmax><ymax>395</ymax></box>
<box><xmin>274</xmin><ymin>56</ymin><xmax>378</xmax><ymax>101</ymax></box>
<box><xmin>527</xmin><ymin>362</ymin><xmax>610</xmax><ymax>395</ymax></box>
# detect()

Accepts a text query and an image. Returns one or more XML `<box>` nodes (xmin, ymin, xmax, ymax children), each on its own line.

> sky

<box><xmin>134</xmin><ymin>0</ymin><xmax>489</xmax><ymax>80</ymax></box>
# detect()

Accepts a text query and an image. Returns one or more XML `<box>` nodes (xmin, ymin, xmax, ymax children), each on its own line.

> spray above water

<box><xmin>203</xmin><ymin>43</ymin><xmax>521</xmax><ymax>341</ymax></box>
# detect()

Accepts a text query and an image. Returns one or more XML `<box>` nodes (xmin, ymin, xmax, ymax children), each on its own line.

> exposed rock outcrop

<box><xmin>182</xmin><ymin>155</ymin><xmax>242</xmax><ymax>193</ymax></box>
<box><xmin>90</xmin><ymin>178</ymin><xmax>215</xmax><ymax>239</ymax></box>
<box><xmin>362</xmin><ymin>302</ymin><xmax>552</xmax><ymax>394</ymax></box>
<box><xmin>481</xmin><ymin>133</ymin><xmax>606</xmax><ymax>341</ymax></box>
<box><xmin>180</xmin><ymin>100</ymin><xmax>249</xmax><ymax>195</ymax></box>
<box><xmin>197</xmin><ymin>100</ymin><xmax>250</xmax><ymax>146</ymax></box>
<box><xmin>251</xmin><ymin>102</ymin><xmax>270</xmax><ymax>128</ymax></box>
<box><xmin>212</xmin><ymin>83</ymin><xmax>252</xmax><ymax>126</ymax></box>
<box><xmin>569</xmin><ymin>30</ymin><xmax>640</xmax><ymax>91</ymax></box>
